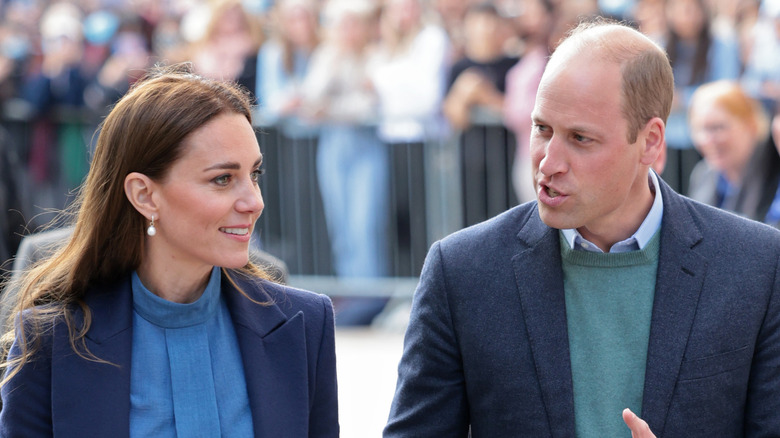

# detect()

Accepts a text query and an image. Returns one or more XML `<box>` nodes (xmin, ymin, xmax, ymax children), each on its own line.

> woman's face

<box><xmin>213</xmin><ymin>6</ymin><xmax>253</xmax><ymax>51</ymax></box>
<box><xmin>517</xmin><ymin>0</ymin><xmax>552</xmax><ymax>41</ymax></box>
<box><xmin>148</xmin><ymin>112</ymin><xmax>264</xmax><ymax>274</ymax></box>
<box><xmin>385</xmin><ymin>0</ymin><xmax>420</xmax><ymax>33</ymax></box>
<box><xmin>690</xmin><ymin>101</ymin><xmax>757</xmax><ymax>182</ymax></box>
<box><xmin>665</xmin><ymin>0</ymin><xmax>705</xmax><ymax>41</ymax></box>
<box><xmin>336</xmin><ymin>13</ymin><xmax>373</xmax><ymax>52</ymax></box>
<box><xmin>283</xmin><ymin>5</ymin><xmax>318</xmax><ymax>48</ymax></box>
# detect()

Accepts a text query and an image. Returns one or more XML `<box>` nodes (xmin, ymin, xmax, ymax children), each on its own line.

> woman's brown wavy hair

<box><xmin>1</xmin><ymin>63</ymin><xmax>271</xmax><ymax>385</ymax></box>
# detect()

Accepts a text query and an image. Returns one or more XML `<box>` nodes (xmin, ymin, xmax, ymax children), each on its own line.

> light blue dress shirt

<box><xmin>562</xmin><ymin>170</ymin><xmax>664</xmax><ymax>253</ymax></box>
<box><xmin>129</xmin><ymin>267</ymin><xmax>254</xmax><ymax>437</ymax></box>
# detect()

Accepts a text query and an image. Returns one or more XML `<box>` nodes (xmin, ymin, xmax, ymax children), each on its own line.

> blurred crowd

<box><xmin>1</xmin><ymin>0</ymin><xmax>780</xmax><ymax>280</ymax></box>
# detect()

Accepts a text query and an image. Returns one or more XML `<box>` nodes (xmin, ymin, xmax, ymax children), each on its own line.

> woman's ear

<box><xmin>124</xmin><ymin>172</ymin><xmax>158</xmax><ymax>220</ymax></box>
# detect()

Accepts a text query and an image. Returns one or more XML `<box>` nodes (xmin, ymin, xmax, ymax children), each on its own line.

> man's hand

<box><xmin>623</xmin><ymin>408</ymin><xmax>657</xmax><ymax>438</ymax></box>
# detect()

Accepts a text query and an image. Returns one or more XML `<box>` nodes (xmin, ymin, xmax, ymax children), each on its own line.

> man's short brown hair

<box><xmin>553</xmin><ymin>19</ymin><xmax>675</xmax><ymax>143</ymax></box>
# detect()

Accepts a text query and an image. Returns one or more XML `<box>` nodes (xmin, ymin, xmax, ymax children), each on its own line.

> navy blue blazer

<box><xmin>385</xmin><ymin>177</ymin><xmax>780</xmax><ymax>437</ymax></box>
<box><xmin>0</xmin><ymin>273</ymin><xmax>339</xmax><ymax>437</ymax></box>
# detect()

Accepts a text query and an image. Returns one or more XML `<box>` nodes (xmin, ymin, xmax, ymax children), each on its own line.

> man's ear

<box><xmin>124</xmin><ymin>172</ymin><xmax>158</xmax><ymax>220</ymax></box>
<box><xmin>639</xmin><ymin>117</ymin><xmax>665</xmax><ymax>167</ymax></box>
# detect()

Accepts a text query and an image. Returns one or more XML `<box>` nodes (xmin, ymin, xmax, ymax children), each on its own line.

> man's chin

<box><xmin>537</xmin><ymin>207</ymin><xmax>576</xmax><ymax>230</ymax></box>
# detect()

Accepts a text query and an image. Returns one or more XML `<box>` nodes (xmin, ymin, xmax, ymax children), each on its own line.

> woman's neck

<box><xmin>136</xmin><ymin>261</ymin><xmax>212</xmax><ymax>304</ymax></box>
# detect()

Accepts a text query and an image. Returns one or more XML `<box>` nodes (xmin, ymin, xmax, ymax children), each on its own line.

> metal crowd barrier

<box><xmin>0</xmin><ymin>101</ymin><xmax>524</xmax><ymax>299</ymax></box>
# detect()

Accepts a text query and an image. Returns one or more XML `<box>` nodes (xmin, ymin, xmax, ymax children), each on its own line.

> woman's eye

<box><xmin>250</xmin><ymin>168</ymin><xmax>265</xmax><ymax>183</ymax></box>
<box><xmin>214</xmin><ymin>174</ymin><xmax>231</xmax><ymax>185</ymax></box>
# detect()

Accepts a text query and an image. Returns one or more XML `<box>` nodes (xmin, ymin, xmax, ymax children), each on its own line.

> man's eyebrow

<box><xmin>569</xmin><ymin>124</ymin><xmax>595</xmax><ymax>133</ymax></box>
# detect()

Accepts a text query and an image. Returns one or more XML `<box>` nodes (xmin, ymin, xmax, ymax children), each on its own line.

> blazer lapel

<box><xmin>641</xmin><ymin>181</ymin><xmax>707</xmax><ymax>435</ymax></box>
<box><xmin>224</xmin><ymin>276</ymin><xmax>310</xmax><ymax>437</ymax></box>
<box><xmin>52</xmin><ymin>279</ymin><xmax>133</xmax><ymax>438</ymax></box>
<box><xmin>512</xmin><ymin>206</ymin><xmax>576</xmax><ymax>438</ymax></box>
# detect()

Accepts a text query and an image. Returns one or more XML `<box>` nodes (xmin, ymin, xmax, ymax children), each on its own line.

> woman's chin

<box><xmin>220</xmin><ymin>254</ymin><xmax>251</xmax><ymax>270</ymax></box>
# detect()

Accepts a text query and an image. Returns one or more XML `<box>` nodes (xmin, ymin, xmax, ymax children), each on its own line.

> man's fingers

<box><xmin>623</xmin><ymin>408</ymin><xmax>656</xmax><ymax>438</ymax></box>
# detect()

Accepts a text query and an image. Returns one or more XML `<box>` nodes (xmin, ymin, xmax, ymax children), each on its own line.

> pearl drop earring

<box><xmin>147</xmin><ymin>216</ymin><xmax>157</xmax><ymax>236</ymax></box>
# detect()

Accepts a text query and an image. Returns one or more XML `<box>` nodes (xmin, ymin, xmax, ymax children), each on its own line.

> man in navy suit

<box><xmin>385</xmin><ymin>19</ymin><xmax>780</xmax><ymax>437</ymax></box>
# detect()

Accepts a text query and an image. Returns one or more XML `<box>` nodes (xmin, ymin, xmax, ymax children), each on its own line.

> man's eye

<box><xmin>573</xmin><ymin>134</ymin><xmax>589</xmax><ymax>143</ymax></box>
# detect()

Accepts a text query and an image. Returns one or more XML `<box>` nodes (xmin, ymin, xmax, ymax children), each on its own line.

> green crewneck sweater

<box><xmin>560</xmin><ymin>229</ymin><xmax>660</xmax><ymax>438</ymax></box>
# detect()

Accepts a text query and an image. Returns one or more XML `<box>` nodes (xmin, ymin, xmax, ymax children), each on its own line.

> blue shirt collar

<box><xmin>561</xmin><ymin>170</ymin><xmax>664</xmax><ymax>253</ymax></box>
<box><xmin>131</xmin><ymin>266</ymin><xmax>222</xmax><ymax>328</ymax></box>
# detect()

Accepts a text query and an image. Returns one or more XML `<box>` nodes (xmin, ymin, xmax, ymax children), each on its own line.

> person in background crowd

<box><xmin>634</xmin><ymin>0</ymin><xmax>667</xmax><ymax>42</ymax></box>
<box><xmin>442</xmin><ymin>1</ymin><xmax>517</xmax><ymax>131</ymax></box>
<box><xmin>661</xmin><ymin>0</ymin><xmax>741</xmax><ymax>195</ymax></box>
<box><xmin>188</xmin><ymin>0</ymin><xmax>263</xmax><ymax>92</ymax></box>
<box><xmin>687</xmin><ymin>80</ymin><xmax>769</xmax><ymax>212</ymax></box>
<box><xmin>442</xmin><ymin>1</ymin><xmax>519</xmax><ymax>227</ymax></box>
<box><xmin>732</xmin><ymin>101</ymin><xmax>780</xmax><ymax>228</ymax></box>
<box><xmin>21</xmin><ymin>2</ymin><xmax>88</xmax><ymax>117</ymax></box>
<box><xmin>21</xmin><ymin>2</ymin><xmax>91</xmax><ymax>203</ymax></box>
<box><xmin>0</xmin><ymin>15</ymin><xmax>33</xmax><ymax>105</ymax></box>
<box><xmin>432</xmin><ymin>0</ymin><xmax>471</xmax><ymax>63</ymax></box>
<box><xmin>300</xmin><ymin>0</ymin><xmax>391</xmax><ymax>324</ymax></box>
<box><xmin>742</xmin><ymin>0</ymin><xmax>780</xmax><ymax>109</ymax></box>
<box><xmin>256</xmin><ymin>0</ymin><xmax>320</xmax><ymax>135</ymax></box>
<box><xmin>252</xmin><ymin>0</ymin><xmax>324</xmax><ymax>276</ymax></box>
<box><xmin>83</xmin><ymin>20</ymin><xmax>151</xmax><ymax>118</ymax></box>
<box><xmin>370</xmin><ymin>0</ymin><xmax>450</xmax><ymax>276</ymax></box>
<box><xmin>0</xmin><ymin>65</ymin><xmax>338</xmax><ymax>437</ymax></box>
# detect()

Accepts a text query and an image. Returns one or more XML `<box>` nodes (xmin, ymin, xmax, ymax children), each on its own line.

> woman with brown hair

<box><xmin>256</xmin><ymin>0</ymin><xmax>321</xmax><ymax>133</ymax></box>
<box><xmin>188</xmin><ymin>0</ymin><xmax>264</xmax><ymax>91</ymax></box>
<box><xmin>0</xmin><ymin>64</ymin><xmax>339</xmax><ymax>437</ymax></box>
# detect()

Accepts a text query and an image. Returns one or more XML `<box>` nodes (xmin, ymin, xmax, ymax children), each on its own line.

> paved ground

<box><xmin>335</xmin><ymin>327</ymin><xmax>405</xmax><ymax>437</ymax></box>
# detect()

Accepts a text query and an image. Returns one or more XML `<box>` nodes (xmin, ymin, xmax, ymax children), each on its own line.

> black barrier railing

<box><xmin>0</xmin><ymin>102</ymin><xmax>520</xmax><ymax>298</ymax></box>
<box><xmin>255</xmin><ymin>128</ymin><xmax>333</xmax><ymax>276</ymax></box>
<box><xmin>253</xmin><ymin>122</ymin><xmax>469</xmax><ymax>281</ymax></box>
<box><xmin>459</xmin><ymin>106</ymin><xmax>519</xmax><ymax>228</ymax></box>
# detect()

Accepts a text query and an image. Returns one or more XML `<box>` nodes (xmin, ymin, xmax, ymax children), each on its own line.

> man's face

<box><xmin>530</xmin><ymin>53</ymin><xmax>651</xmax><ymax>244</ymax></box>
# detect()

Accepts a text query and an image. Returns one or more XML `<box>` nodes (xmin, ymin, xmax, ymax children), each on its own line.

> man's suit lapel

<box><xmin>224</xmin><ymin>276</ymin><xmax>310</xmax><ymax>437</ymax></box>
<box><xmin>512</xmin><ymin>182</ymin><xmax>709</xmax><ymax>437</ymax></box>
<box><xmin>52</xmin><ymin>279</ymin><xmax>133</xmax><ymax>438</ymax></box>
<box><xmin>641</xmin><ymin>181</ymin><xmax>707</xmax><ymax>435</ymax></box>
<box><xmin>512</xmin><ymin>205</ymin><xmax>576</xmax><ymax>438</ymax></box>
